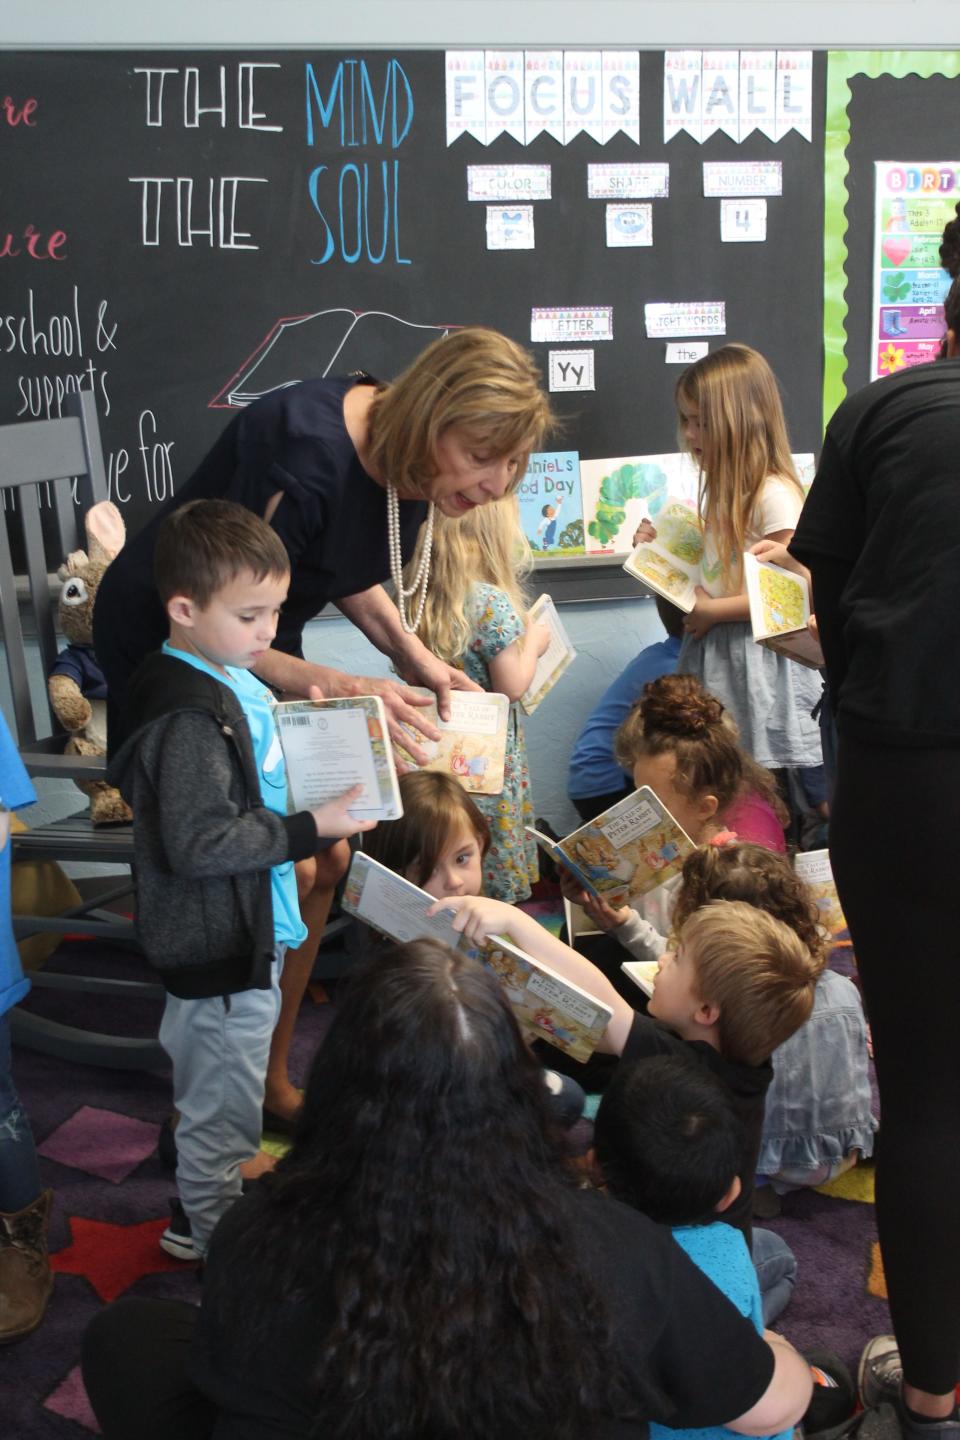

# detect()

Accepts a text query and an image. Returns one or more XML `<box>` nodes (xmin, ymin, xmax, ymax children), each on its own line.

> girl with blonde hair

<box><xmin>634</xmin><ymin>344</ymin><xmax>821</xmax><ymax>769</ymax></box>
<box><xmin>406</xmin><ymin>496</ymin><xmax>550</xmax><ymax>901</ymax></box>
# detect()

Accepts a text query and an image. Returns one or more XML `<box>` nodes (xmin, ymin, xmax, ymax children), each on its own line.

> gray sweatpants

<box><xmin>159</xmin><ymin>953</ymin><xmax>283</xmax><ymax>1257</ymax></box>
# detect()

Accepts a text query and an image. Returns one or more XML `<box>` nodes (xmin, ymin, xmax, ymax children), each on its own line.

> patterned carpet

<box><xmin>3</xmin><ymin>935</ymin><xmax>890</xmax><ymax>1438</ymax></box>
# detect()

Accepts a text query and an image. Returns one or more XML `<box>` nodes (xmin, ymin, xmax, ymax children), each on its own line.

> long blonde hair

<box><xmin>406</xmin><ymin>496</ymin><xmax>532</xmax><ymax>663</ymax></box>
<box><xmin>676</xmin><ymin>344</ymin><xmax>803</xmax><ymax>590</ymax></box>
<box><xmin>367</xmin><ymin>328</ymin><xmax>552</xmax><ymax>499</ymax></box>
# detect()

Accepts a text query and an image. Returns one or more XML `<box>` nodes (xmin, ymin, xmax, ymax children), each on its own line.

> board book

<box><xmin>794</xmin><ymin>848</ymin><xmax>847</xmax><ymax>937</ymax></box>
<box><xmin>342</xmin><ymin>852</ymin><xmax>613</xmax><ymax>1062</ymax></box>
<box><xmin>527</xmin><ymin>785</ymin><xmax>694</xmax><ymax>910</ymax></box>
<box><xmin>743</xmin><ymin>551</ymin><xmax>824</xmax><ymax>670</ymax></box>
<box><xmin>399</xmin><ymin>689</ymin><xmax>510</xmax><ymax>795</ymax></box>
<box><xmin>273</xmin><ymin>695</ymin><xmax>402</xmax><ymax>821</ymax></box>
<box><xmin>620</xmin><ymin>959</ymin><xmax>659</xmax><ymax>998</ymax></box>
<box><xmin>520</xmin><ymin>593</ymin><xmax>577</xmax><ymax>715</ymax></box>
<box><xmin>621</xmin><ymin>498</ymin><xmax>705</xmax><ymax>612</ymax></box>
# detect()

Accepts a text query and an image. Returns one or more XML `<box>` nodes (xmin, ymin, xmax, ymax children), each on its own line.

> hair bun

<box><xmin>940</xmin><ymin>201</ymin><xmax>960</xmax><ymax>278</ymax></box>
<box><xmin>640</xmin><ymin>673</ymin><xmax>724</xmax><ymax>737</ymax></box>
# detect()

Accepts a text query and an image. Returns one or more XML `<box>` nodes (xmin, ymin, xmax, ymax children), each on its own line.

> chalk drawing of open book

<box><xmin>210</xmin><ymin>309</ymin><xmax>457</xmax><ymax>408</ymax></box>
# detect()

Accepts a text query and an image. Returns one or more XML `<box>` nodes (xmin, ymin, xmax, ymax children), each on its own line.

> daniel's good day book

<box><xmin>527</xmin><ymin>786</ymin><xmax>695</xmax><ymax>910</ymax></box>
<box><xmin>273</xmin><ymin>695</ymin><xmax>402</xmax><ymax>820</ymax></box>
<box><xmin>342</xmin><ymin>852</ymin><xmax>613</xmax><ymax>1063</ymax></box>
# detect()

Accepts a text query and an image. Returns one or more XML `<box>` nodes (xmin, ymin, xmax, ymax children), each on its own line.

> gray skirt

<box><xmin>679</xmin><ymin>621</ymin><xmax>824</xmax><ymax>769</ymax></box>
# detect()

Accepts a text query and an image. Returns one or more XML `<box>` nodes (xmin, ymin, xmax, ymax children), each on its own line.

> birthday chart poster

<box><xmin>872</xmin><ymin>162</ymin><xmax>957</xmax><ymax>380</ymax></box>
<box><xmin>518</xmin><ymin>451</ymin><xmax>585</xmax><ymax>556</ymax></box>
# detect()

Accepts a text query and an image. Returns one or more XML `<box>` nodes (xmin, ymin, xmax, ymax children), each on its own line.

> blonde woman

<box><xmin>406</xmin><ymin>496</ymin><xmax>550</xmax><ymax>901</ymax></box>
<box><xmin>94</xmin><ymin>326</ymin><xmax>552</xmax><ymax>1128</ymax></box>
<box><xmin>634</xmin><ymin>345</ymin><xmax>821</xmax><ymax>769</ymax></box>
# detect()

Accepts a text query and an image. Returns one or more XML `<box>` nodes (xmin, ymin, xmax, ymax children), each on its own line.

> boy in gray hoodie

<box><xmin>109</xmin><ymin>499</ymin><xmax>373</xmax><ymax>1260</ymax></box>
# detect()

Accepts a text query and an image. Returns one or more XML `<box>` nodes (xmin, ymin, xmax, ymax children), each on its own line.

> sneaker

<box><xmin>858</xmin><ymin>1335</ymin><xmax>902</xmax><ymax>1408</ymax></box>
<box><xmin>159</xmin><ymin>1198</ymin><xmax>199</xmax><ymax>1262</ymax></box>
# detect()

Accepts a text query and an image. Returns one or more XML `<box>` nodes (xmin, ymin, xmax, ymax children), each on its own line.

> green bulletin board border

<box><xmin>823</xmin><ymin>49</ymin><xmax>960</xmax><ymax>433</ymax></box>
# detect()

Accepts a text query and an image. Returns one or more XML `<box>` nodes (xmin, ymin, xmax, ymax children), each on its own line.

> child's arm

<box><xmin>487</xmin><ymin>619</ymin><xmax>551</xmax><ymax>702</ymax></box>
<box><xmin>727</xmin><ymin>1332</ymin><xmax>813</xmax><ymax>1436</ymax></box>
<box><xmin>151</xmin><ymin>713</ymin><xmax>373</xmax><ymax>878</ymax></box>
<box><xmin>431</xmin><ymin>893</ymin><xmax>635</xmax><ymax>1054</ymax></box>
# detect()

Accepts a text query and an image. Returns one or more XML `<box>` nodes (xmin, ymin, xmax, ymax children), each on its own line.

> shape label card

<box><xmin>644</xmin><ymin>302</ymin><xmax>726</xmax><ymax>338</ymax></box>
<box><xmin>548</xmin><ymin>350</ymin><xmax>595</xmax><ymax>391</ymax></box>
<box><xmin>704</xmin><ymin>161</ymin><xmax>782</xmax><ymax>197</ymax></box>
<box><xmin>872</xmin><ymin>161</ymin><xmax>958</xmax><ymax>381</ymax></box>
<box><xmin>467</xmin><ymin>164</ymin><xmax>552</xmax><ymax>202</ymax></box>
<box><xmin>486</xmin><ymin>205</ymin><xmax>535</xmax><ymax>249</ymax></box>
<box><xmin>532</xmin><ymin>307</ymin><xmax>613</xmax><ymax>343</ymax></box>
<box><xmin>446</xmin><ymin>50</ymin><xmax>640</xmax><ymax>147</ymax></box>
<box><xmin>721</xmin><ymin>199</ymin><xmax>767</xmax><ymax>242</ymax></box>
<box><xmin>588</xmin><ymin>163</ymin><xmax>670</xmax><ymax>199</ymax></box>
<box><xmin>606</xmin><ymin>203</ymin><xmax>652</xmax><ymax>247</ymax></box>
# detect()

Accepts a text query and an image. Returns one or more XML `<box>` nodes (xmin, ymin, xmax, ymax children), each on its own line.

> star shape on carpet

<box><xmin>50</xmin><ymin>1215</ymin><xmax>196</xmax><ymax>1302</ymax></box>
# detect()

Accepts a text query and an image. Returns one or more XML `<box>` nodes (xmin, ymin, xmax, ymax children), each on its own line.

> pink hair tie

<box><xmin>708</xmin><ymin>828</ymin><xmax>738</xmax><ymax>848</ymax></box>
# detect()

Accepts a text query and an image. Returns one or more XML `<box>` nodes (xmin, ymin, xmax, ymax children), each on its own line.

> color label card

<box><xmin>532</xmin><ymin>307</ymin><xmax>613</xmax><ymax>343</ymax></box>
<box><xmin>721</xmin><ymin>198</ymin><xmax>767</xmax><ymax>242</ymax></box>
<box><xmin>548</xmin><ymin>350</ymin><xmax>595</xmax><ymax>391</ymax></box>
<box><xmin>467</xmin><ymin>164</ymin><xmax>552</xmax><ymax>201</ymax></box>
<box><xmin>644</xmin><ymin>302</ymin><xmax>726</xmax><ymax>338</ymax></box>
<box><xmin>606</xmin><ymin>203</ymin><xmax>652</xmax><ymax>247</ymax></box>
<box><xmin>486</xmin><ymin>205</ymin><xmax>535</xmax><ymax>249</ymax></box>
<box><xmin>588</xmin><ymin>163</ymin><xmax>670</xmax><ymax>199</ymax></box>
<box><xmin>704</xmin><ymin>161</ymin><xmax>782</xmax><ymax>197</ymax></box>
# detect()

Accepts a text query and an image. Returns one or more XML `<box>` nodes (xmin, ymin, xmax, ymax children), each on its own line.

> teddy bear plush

<box><xmin>47</xmin><ymin>501</ymin><xmax>132</xmax><ymax>826</ymax></box>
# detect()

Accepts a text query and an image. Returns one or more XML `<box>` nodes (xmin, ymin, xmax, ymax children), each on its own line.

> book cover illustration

<box><xmin>622</xmin><ymin>499</ymin><xmax>705</xmax><ymax>613</ymax></box>
<box><xmin>528</xmin><ymin>785</ymin><xmax>694</xmax><ymax>909</ymax></box>
<box><xmin>342</xmin><ymin>853</ymin><xmax>612</xmax><ymax>1063</ymax></box>
<box><xmin>580</xmin><ymin>452</ymin><xmax>700</xmax><ymax>555</ymax></box>
<box><xmin>520</xmin><ymin>594</ymin><xmax>576</xmax><ymax>715</ymax></box>
<box><xmin>399</xmin><ymin>690</ymin><xmax>509</xmax><ymax>795</ymax></box>
<box><xmin>274</xmin><ymin>695</ymin><xmax>401</xmax><ymax>820</ymax></box>
<box><xmin>794</xmin><ymin>849</ymin><xmax>847</xmax><ymax>937</ymax></box>
<box><xmin>744</xmin><ymin>552</ymin><xmax>824</xmax><ymax>669</ymax></box>
<box><xmin>517</xmin><ymin>451</ymin><xmax>585</xmax><ymax>557</ymax></box>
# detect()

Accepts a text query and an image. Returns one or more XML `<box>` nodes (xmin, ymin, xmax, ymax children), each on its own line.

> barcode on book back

<box><xmin>279</xmin><ymin>715</ymin><xmax>312</xmax><ymax>726</ymax></box>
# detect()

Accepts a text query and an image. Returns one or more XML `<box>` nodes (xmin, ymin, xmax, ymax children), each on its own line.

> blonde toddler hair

<box><xmin>680</xmin><ymin>899</ymin><xmax>824</xmax><ymax>1067</ymax></box>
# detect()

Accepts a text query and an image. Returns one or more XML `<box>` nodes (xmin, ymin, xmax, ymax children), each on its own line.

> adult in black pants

<box><xmin>791</xmin><ymin>254</ymin><xmax>960</xmax><ymax>1439</ymax></box>
<box><xmin>82</xmin><ymin>940</ymin><xmax>812</xmax><ymax>1440</ymax></box>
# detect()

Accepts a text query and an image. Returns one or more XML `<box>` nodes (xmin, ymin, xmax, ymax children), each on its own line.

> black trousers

<box><xmin>830</xmin><ymin>736</ymin><xmax>960</xmax><ymax>1395</ymax></box>
<box><xmin>82</xmin><ymin>1298</ymin><xmax>216</xmax><ymax>1440</ymax></box>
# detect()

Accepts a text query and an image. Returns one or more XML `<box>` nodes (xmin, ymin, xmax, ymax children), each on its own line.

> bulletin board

<box><xmin>0</xmin><ymin>47</ymin><xmax>827</xmax><ymax>578</ymax></box>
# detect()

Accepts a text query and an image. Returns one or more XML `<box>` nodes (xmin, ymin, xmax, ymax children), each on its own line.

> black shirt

<box><xmin>190</xmin><ymin>1184</ymin><xmax>775</xmax><ymax>1440</ymax></box>
<box><xmin>791</xmin><ymin>360</ymin><xmax>960</xmax><ymax>746</ymax></box>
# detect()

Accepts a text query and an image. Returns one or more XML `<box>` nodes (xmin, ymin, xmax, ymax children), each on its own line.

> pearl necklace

<box><xmin>387</xmin><ymin>482</ymin><xmax>435</xmax><ymax>634</ymax></box>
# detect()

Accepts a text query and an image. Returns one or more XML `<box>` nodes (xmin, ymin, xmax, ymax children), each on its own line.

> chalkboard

<box><xmin>1</xmin><ymin>49</ymin><xmax>827</xmax><ymax>550</ymax></box>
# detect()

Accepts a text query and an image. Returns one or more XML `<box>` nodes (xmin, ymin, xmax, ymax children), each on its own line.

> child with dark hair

<box><xmin>595</xmin><ymin>1055</ymin><xmax>853</xmax><ymax>1440</ymax></box>
<box><xmin>108</xmin><ymin>498</ymin><xmax>374</xmax><ymax>1262</ymax></box>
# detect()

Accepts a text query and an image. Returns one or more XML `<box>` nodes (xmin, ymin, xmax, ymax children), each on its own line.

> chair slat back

<box><xmin>0</xmin><ymin>392</ymin><xmax>109</xmax><ymax>746</ymax></box>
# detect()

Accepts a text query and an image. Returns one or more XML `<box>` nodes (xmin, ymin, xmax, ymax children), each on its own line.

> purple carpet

<box><xmin>4</xmin><ymin>938</ymin><xmax>889</xmax><ymax>1437</ymax></box>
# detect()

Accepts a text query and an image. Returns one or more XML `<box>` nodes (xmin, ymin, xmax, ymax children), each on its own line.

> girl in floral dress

<box><xmin>406</xmin><ymin>497</ymin><xmax>550</xmax><ymax>901</ymax></box>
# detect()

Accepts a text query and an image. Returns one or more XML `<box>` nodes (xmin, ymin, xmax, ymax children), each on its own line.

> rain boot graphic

<box><xmin>883</xmin><ymin>310</ymin><xmax>906</xmax><ymax>337</ymax></box>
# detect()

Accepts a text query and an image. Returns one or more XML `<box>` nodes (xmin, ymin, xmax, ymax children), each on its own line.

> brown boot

<box><xmin>0</xmin><ymin>1189</ymin><xmax>54</xmax><ymax>1343</ymax></box>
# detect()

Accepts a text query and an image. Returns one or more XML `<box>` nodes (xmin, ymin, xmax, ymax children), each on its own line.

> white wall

<box><xmin>4</xmin><ymin>1</ymin><xmax>960</xmax><ymax>49</ymax></box>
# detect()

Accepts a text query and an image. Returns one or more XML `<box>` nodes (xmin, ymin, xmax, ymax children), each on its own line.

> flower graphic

<box><xmin>879</xmin><ymin>343</ymin><xmax>906</xmax><ymax>374</ymax></box>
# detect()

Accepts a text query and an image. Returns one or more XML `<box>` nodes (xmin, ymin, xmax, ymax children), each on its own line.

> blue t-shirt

<box><xmin>0</xmin><ymin>712</ymin><xmax>37</xmax><ymax>1016</ymax></box>
<box><xmin>162</xmin><ymin>645</ymin><xmax>307</xmax><ymax>950</ymax></box>
<box><xmin>567</xmin><ymin>636</ymin><xmax>681</xmax><ymax>800</ymax></box>
<box><xmin>650</xmin><ymin>1222</ymin><xmax>790</xmax><ymax>1440</ymax></box>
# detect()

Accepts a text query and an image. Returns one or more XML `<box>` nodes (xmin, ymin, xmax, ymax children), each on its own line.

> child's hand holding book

<box><xmin>557</xmin><ymin>866</ymin><xmax>631</xmax><ymax>931</ymax></box>
<box><xmin>310</xmin><ymin>784</ymin><xmax>378</xmax><ymax>839</ymax></box>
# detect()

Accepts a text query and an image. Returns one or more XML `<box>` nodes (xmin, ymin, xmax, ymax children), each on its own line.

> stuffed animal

<box><xmin>47</xmin><ymin>501</ymin><xmax>131</xmax><ymax>826</ymax></box>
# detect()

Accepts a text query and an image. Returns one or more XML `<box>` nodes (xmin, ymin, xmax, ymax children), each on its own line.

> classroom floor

<box><xmin>3</xmin><ymin>933</ymin><xmax>890</xmax><ymax>1438</ymax></box>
